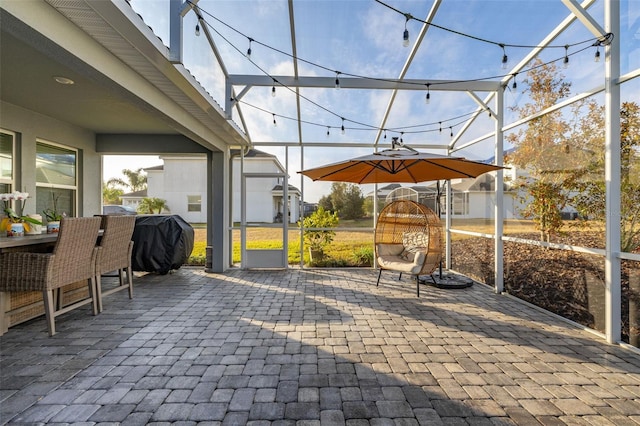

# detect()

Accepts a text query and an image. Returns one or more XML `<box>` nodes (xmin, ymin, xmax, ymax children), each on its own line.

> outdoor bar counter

<box><xmin>0</xmin><ymin>232</ymin><xmax>99</xmax><ymax>335</ymax></box>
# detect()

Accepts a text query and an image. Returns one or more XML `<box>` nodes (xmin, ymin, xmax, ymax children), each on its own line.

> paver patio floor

<box><xmin>1</xmin><ymin>267</ymin><xmax>640</xmax><ymax>425</ymax></box>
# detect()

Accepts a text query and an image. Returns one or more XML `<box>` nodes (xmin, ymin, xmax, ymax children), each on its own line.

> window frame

<box><xmin>187</xmin><ymin>194</ymin><xmax>202</xmax><ymax>212</ymax></box>
<box><xmin>35</xmin><ymin>139</ymin><xmax>78</xmax><ymax>217</ymax></box>
<box><xmin>0</xmin><ymin>129</ymin><xmax>15</xmax><ymax>193</ymax></box>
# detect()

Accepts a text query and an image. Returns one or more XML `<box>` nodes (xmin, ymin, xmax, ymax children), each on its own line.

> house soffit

<box><xmin>42</xmin><ymin>0</ymin><xmax>247</xmax><ymax>149</ymax></box>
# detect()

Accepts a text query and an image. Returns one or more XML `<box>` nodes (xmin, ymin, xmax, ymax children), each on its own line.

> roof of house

<box><xmin>120</xmin><ymin>189</ymin><xmax>148</xmax><ymax>198</ymax></box>
<box><xmin>272</xmin><ymin>184</ymin><xmax>301</xmax><ymax>195</ymax></box>
<box><xmin>230</xmin><ymin>149</ymin><xmax>276</xmax><ymax>159</ymax></box>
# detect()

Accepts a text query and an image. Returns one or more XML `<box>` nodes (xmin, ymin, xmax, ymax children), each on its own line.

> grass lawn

<box><xmin>187</xmin><ymin>218</ymin><xmax>605</xmax><ymax>265</ymax></box>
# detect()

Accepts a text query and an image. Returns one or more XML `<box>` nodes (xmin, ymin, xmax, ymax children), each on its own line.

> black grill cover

<box><xmin>131</xmin><ymin>215</ymin><xmax>194</xmax><ymax>274</ymax></box>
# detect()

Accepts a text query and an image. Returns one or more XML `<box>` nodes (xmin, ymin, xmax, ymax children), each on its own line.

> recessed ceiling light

<box><xmin>53</xmin><ymin>76</ymin><xmax>74</xmax><ymax>85</ymax></box>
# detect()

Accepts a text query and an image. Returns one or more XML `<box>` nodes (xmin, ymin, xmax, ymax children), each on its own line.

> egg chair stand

<box><xmin>374</xmin><ymin>200</ymin><xmax>444</xmax><ymax>297</ymax></box>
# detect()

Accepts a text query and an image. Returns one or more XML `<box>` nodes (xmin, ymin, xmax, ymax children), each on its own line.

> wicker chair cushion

<box><xmin>401</xmin><ymin>231</ymin><xmax>429</xmax><ymax>251</ymax></box>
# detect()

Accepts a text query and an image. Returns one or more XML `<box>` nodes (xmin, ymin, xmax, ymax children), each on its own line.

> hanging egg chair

<box><xmin>375</xmin><ymin>199</ymin><xmax>444</xmax><ymax>296</ymax></box>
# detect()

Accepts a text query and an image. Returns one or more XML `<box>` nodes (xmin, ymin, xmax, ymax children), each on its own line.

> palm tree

<box><xmin>106</xmin><ymin>168</ymin><xmax>147</xmax><ymax>192</ymax></box>
<box><xmin>138</xmin><ymin>197</ymin><xmax>169</xmax><ymax>214</ymax></box>
<box><xmin>102</xmin><ymin>184</ymin><xmax>124</xmax><ymax>204</ymax></box>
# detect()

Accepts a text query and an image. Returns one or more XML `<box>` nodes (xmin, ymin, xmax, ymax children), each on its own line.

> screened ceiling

<box><xmin>128</xmin><ymin>0</ymin><xmax>636</xmax><ymax>154</ymax></box>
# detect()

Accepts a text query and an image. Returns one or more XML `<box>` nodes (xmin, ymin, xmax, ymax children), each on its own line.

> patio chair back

<box><xmin>95</xmin><ymin>215</ymin><xmax>136</xmax><ymax>312</ymax></box>
<box><xmin>0</xmin><ymin>216</ymin><xmax>102</xmax><ymax>335</ymax></box>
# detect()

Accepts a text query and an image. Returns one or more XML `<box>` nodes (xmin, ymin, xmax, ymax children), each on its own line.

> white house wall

<box><xmin>146</xmin><ymin>155</ymin><xmax>299</xmax><ymax>224</ymax></box>
<box><xmin>146</xmin><ymin>157</ymin><xmax>207</xmax><ymax>222</ymax></box>
<box><xmin>0</xmin><ymin>101</ymin><xmax>102</xmax><ymax>216</ymax></box>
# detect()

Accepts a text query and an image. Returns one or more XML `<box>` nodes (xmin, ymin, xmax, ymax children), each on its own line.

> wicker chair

<box><xmin>0</xmin><ymin>217</ymin><xmax>102</xmax><ymax>336</ymax></box>
<box><xmin>95</xmin><ymin>215</ymin><xmax>136</xmax><ymax>313</ymax></box>
<box><xmin>375</xmin><ymin>200</ymin><xmax>443</xmax><ymax>296</ymax></box>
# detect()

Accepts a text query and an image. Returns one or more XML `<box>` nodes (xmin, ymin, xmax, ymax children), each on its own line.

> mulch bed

<box><xmin>451</xmin><ymin>232</ymin><xmax>639</xmax><ymax>344</ymax></box>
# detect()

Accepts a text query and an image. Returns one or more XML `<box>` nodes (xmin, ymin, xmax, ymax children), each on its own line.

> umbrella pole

<box><xmin>436</xmin><ymin>180</ymin><xmax>443</xmax><ymax>280</ymax></box>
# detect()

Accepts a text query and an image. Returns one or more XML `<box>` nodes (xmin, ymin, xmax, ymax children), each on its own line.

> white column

<box><xmin>604</xmin><ymin>0</ymin><xmax>621</xmax><ymax>343</ymax></box>
<box><xmin>494</xmin><ymin>86</ymin><xmax>505</xmax><ymax>294</ymax></box>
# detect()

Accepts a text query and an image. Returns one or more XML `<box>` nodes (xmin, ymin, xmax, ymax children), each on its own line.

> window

<box><xmin>187</xmin><ymin>195</ymin><xmax>201</xmax><ymax>212</ymax></box>
<box><xmin>0</xmin><ymin>130</ymin><xmax>13</xmax><ymax>194</ymax></box>
<box><xmin>35</xmin><ymin>141</ymin><xmax>77</xmax><ymax>218</ymax></box>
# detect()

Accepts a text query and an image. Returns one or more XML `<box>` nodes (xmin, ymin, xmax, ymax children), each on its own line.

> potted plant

<box><xmin>298</xmin><ymin>207</ymin><xmax>339</xmax><ymax>262</ymax></box>
<box><xmin>43</xmin><ymin>192</ymin><xmax>64</xmax><ymax>234</ymax></box>
<box><xmin>1</xmin><ymin>191</ymin><xmax>42</xmax><ymax>236</ymax></box>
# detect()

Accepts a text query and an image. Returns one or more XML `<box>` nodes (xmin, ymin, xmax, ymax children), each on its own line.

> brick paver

<box><xmin>1</xmin><ymin>267</ymin><xmax>640</xmax><ymax>424</ymax></box>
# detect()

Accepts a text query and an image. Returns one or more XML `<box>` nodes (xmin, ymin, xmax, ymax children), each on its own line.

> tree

<box><xmin>106</xmin><ymin>168</ymin><xmax>147</xmax><ymax>192</ymax></box>
<box><xmin>506</xmin><ymin>59</ymin><xmax>575</xmax><ymax>242</ymax></box>
<box><xmin>298</xmin><ymin>207</ymin><xmax>339</xmax><ymax>258</ymax></box>
<box><xmin>318</xmin><ymin>194</ymin><xmax>333</xmax><ymax>212</ymax></box>
<box><xmin>322</xmin><ymin>182</ymin><xmax>365</xmax><ymax>220</ymax></box>
<box><xmin>362</xmin><ymin>196</ymin><xmax>374</xmax><ymax>217</ymax></box>
<box><xmin>566</xmin><ymin>101</ymin><xmax>640</xmax><ymax>252</ymax></box>
<box><xmin>102</xmin><ymin>183</ymin><xmax>123</xmax><ymax>204</ymax></box>
<box><xmin>138</xmin><ymin>197</ymin><xmax>169</xmax><ymax>214</ymax></box>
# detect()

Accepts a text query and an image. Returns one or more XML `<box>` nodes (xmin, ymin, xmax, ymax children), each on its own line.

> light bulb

<box><xmin>326</xmin><ymin>127</ymin><xmax>330</xmax><ymax>138</ymax></box>
<box><xmin>195</xmin><ymin>23</ymin><xmax>200</xmax><ymax>37</ymax></box>
<box><xmin>511</xmin><ymin>74</ymin><xmax>517</xmax><ymax>92</ymax></box>
<box><xmin>563</xmin><ymin>46</ymin><xmax>569</xmax><ymax>69</ymax></box>
<box><xmin>501</xmin><ymin>53</ymin><xmax>508</xmax><ymax>70</ymax></box>
<box><xmin>335</xmin><ymin>73</ymin><xmax>340</xmax><ymax>89</ymax></box>
<box><xmin>272</xmin><ymin>114</ymin><xmax>277</xmax><ymax>127</ymax></box>
<box><xmin>246</xmin><ymin>38</ymin><xmax>253</xmax><ymax>58</ymax></box>
<box><xmin>425</xmin><ymin>92</ymin><xmax>430</xmax><ymax>104</ymax></box>
<box><xmin>403</xmin><ymin>29</ymin><xmax>410</xmax><ymax>47</ymax></box>
<box><xmin>341</xmin><ymin>119</ymin><xmax>345</xmax><ymax>135</ymax></box>
<box><xmin>271</xmin><ymin>86</ymin><xmax>276</xmax><ymax>97</ymax></box>
<box><xmin>594</xmin><ymin>47</ymin><xmax>600</xmax><ymax>62</ymax></box>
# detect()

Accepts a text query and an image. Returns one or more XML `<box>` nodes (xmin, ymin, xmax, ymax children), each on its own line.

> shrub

<box><xmin>352</xmin><ymin>246</ymin><xmax>373</xmax><ymax>266</ymax></box>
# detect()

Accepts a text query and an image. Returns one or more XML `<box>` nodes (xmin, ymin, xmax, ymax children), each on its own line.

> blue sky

<box><xmin>105</xmin><ymin>0</ymin><xmax>637</xmax><ymax>201</ymax></box>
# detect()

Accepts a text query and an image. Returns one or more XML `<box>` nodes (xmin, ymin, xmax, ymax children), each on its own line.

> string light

<box><xmin>563</xmin><ymin>45</ymin><xmax>570</xmax><ymax>68</ymax></box>
<box><xmin>195</xmin><ymin>22</ymin><xmax>200</xmax><ymax>36</ymax></box>
<box><xmin>272</xmin><ymin>113</ymin><xmax>277</xmax><ymax>127</ymax></box>
<box><xmin>335</xmin><ymin>72</ymin><xmax>340</xmax><ymax>89</ymax></box>
<box><xmin>233</xmin><ymin>96</ymin><xmax>473</xmax><ymax>138</ymax></box>
<box><xmin>341</xmin><ymin>118</ymin><xmax>345</xmax><ymax>135</ymax></box>
<box><xmin>192</xmin><ymin>1</ymin><xmax>611</xmax><ymax>96</ymax></box>
<box><xmin>246</xmin><ymin>38</ymin><xmax>253</xmax><ymax>58</ymax></box>
<box><xmin>402</xmin><ymin>14</ymin><xmax>411</xmax><ymax>47</ymax></box>
<box><xmin>425</xmin><ymin>83</ymin><xmax>431</xmax><ymax>104</ymax></box>
<box><xmin>511</xmin><ymin>74</ymin><xmax>517</xmax><ymax>92</ymax></box>
<box><xmin>450</xmin><ymin>127</ymin><xmax>454</xmax><ymax>138</ymax></box>
<box><xmin>500</xmin><ymin>44</ymin><xmax>508</xmax><ymax>69</ymax></box>
<box><xmin>271</xmin><ymin>85</ymin><xmax>276</xmax><ymax>97</ymax></box>
<box><xmin>594</xmin><ymin>46</ymin><xmax>600</xmax><ymax>62</ymax></box>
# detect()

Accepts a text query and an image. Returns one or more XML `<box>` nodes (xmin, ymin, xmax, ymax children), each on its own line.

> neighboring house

<box><xmin>366</xmin><ymin>167</ymin><xmax>523</xmax><ymax>220</ymax></box>
<box><xmin>144</xmin><ymin>150</ymin><xmax>301</xmax><ymax>223</ymax></box>
<box><xmin>119</xmin><ymin>189</ymin><xmax>147</xmax><ymax>211</ymax></box>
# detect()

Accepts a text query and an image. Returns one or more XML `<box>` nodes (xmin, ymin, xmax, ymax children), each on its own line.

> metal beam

<box><xmin>228</xmin><ymin>75</ymin><xmax>500</xmax><ymax>92</ymax></box>
<box><xmin>288</xmin><ymin>0</ymin><xmax>303</xmax><ymax>146</ymax></box>
<box><xmin>373</xmin><ymin>0</ymin><xmax>443</xmax><ymax>147</ymax></box>
<box><xmin>561</xmin><ymin>0</ymin><xmax>608</xmax><ymax>40</ymax></box>
<box><xmin>604</xmin><ymin>0</ymin><xmax>621</xmax><ymax>344</ymax></box>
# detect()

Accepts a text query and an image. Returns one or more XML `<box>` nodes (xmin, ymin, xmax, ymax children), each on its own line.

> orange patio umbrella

<box><xmin>298</xmin><ymin>141</ymin><xmax>504</xmax><ymax>184</ymax></box>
